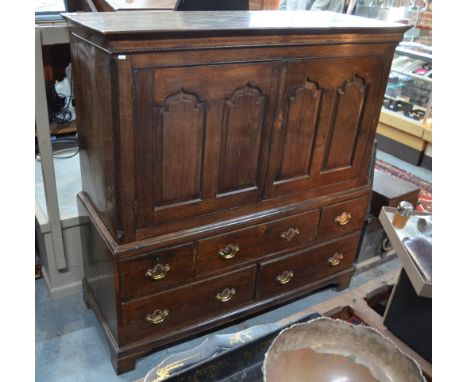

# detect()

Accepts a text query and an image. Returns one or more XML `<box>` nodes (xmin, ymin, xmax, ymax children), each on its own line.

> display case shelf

<box><xmin>377</xmin><ymin>45</ymin><xmax>432</xmax><ymax>165</ymax></box>
<box><xmin>354</xmin><ymin>1</ymin><xmax>432</xmax><ymax>167</ymax></box>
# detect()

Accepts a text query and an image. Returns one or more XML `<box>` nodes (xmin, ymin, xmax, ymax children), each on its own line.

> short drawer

<box><xmin>119</xmin><ymin>243</ymin><xmax>194</xmax><ymax>299</ymax></box>
<box><xmin>256</xmin><ymin>233</ymin><xmax>360</xmax><ymax>300</ymax></box>
<box><xmin>120</xmin><ymin>265</ymin><xmax>256</xmax><ymax>344</ymax></box>
<box><xmin>318</xmin><ymin>196</ymin><xmax>368</xmax><ymax>239</ymax></box>
<box><xmin>197</xmin><ymin>209</ymin><xmax>320</xmax><ymax>276</ymax></box>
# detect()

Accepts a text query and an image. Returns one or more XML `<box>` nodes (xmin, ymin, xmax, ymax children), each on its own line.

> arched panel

<box><xmin>133</xmin><ymin>62</ymin><xmax>279</xmax><ymax>230</ymax></box>
<box><xmin>322</xmin><ymin>75</ymin><xmax>367</xmax><ymax>171</ymax></box>
<box><xmin>218</xmin><ymin>84</ymin><xmax>266</xmax><ymax>194</ymax></box>
<box><xmin>275</xmin><ymin>80</ymin><xmax>322</xmax><ymax>182</ymax></box>
<box><xmin>155</xmin><ymin>90</ymin><xmax>206</xmax><ymax>205</ymax></box>
<box><xmin>265</xmin><ymin>57</ymin><xmax>383</xmax><ymax>200</ymax></box>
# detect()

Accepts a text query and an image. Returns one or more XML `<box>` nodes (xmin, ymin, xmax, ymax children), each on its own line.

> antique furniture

<box><xmin>64</xmin><ymin>11</ymin><xmax>409</xmax><ymax>373</ymax></box>
<box><xmin>371</xmin><ymin>169</ymin><xmax>420</xmax><ymax>218</ymax></box>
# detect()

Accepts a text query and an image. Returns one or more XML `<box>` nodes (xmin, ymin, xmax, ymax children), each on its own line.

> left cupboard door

<box><xmin>132</xmin><ymin>62</ymin><xmax>279</xmax><ymax>230</ymax></box>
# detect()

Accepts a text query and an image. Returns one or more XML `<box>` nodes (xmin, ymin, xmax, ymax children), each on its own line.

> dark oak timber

<box><xmin>67</xmin><ymin>11</ymin><xmax>409</xmax><ymax>373</ymax></box>
<box><xmin>63</xmin><ymin>11</ymin><xmax>409</xmax><ymax>37</ymax></box>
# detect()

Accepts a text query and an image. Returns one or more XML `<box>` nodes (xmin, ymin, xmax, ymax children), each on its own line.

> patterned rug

<box><xmin>375</xmin><ymin>159</ymin><xmax>432</xmax><ymax>213</ymax></box>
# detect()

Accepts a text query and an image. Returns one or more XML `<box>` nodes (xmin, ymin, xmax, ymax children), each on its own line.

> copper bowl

<box><xmin>263</xmin><ymin>317</ymin><xmax>425</xmax><ymax>382</ymax></box>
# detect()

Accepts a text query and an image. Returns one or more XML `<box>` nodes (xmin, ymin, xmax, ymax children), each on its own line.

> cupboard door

<box><xmin>265</xmin><ymin>56</ymin><xmax>387</xmax><ymax>199</ymax></box>
<box><xmin>133</xmin><ymin>62</ymin><xmax>278</xmax><ymax>229</ymax></box>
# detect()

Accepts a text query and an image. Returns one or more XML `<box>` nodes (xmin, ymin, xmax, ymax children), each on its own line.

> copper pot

<box><xmin>263</xmin><ymin>317</ymin><xmax>425</xmax><ymax>382</ymax></box>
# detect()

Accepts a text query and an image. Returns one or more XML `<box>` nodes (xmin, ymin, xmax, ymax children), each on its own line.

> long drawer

<box><xmin>120</xmin><ymin>265</ymin><xmax>256</xmax><ymax>344</ymax></box>
<box><xmin>197</xmin><ymin>209</ymin><xmax>320</xmax><ymax>276</ymax></box>
<box><xmin>119</xmin><ymin>243</ymin><xmax>194</xmax><ymax>300</ymax></box>
<box><xmin>256</xmin><ymin>233</ymin><xmax>360</xmax><ymax>300</ymax></box>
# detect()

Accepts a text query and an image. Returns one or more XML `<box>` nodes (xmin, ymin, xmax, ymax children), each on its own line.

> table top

<box><xmin>379</xmin><ymin>207</ymin><xmax>432</xmax><ymax>298</ymax></box>
<box><xmin>62</xmin><ymin>10</ymin><xmax>411</xmax><ymax>37</ymax></box>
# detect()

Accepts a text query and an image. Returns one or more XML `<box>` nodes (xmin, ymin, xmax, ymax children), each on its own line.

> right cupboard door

<box><xmin>265</xmin><ymin>56</ymin><xmax>388</xmax><ymax>199</ymax></box>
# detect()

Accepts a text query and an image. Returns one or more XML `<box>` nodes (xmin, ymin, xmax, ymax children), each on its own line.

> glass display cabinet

<box><xmin>355</xmin><ymin>0</ymin><xmax>432</xmax><ymax>168</ymax></box>
<box><xmin>383</xmin><ymin>42</ymin><xmax>432</xmax><ymax>126</ymax></box>
<box><xmin>378</xmin><ymin>42</ymin><xmax>432</xmax><ymax>167</ymax></box>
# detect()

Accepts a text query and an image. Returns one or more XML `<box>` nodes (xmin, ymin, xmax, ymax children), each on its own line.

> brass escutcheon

<box><xmin>280</xmin><ymin>227</ymin><xmax>300</xmax><ymax>242</ymax></box>
<box><xmin>335</xmin><ymin>211</ymin><xmax>352</xmax><ymax>226</ymax></box>
<box><xmin>276</xmin><ymin>270</ymin><xmax>294</xmax><ymax>285</ymax></box>
<box><xmin>145</xmin><ymin>264</ymin><xmax>171</xmax><ymax>280</ymax></box>
<box><xmin>328</xmin><ymin>253</ymin><xmax>344</xmax><ymax>267</ymax></box>
<box><xmin>145</xmin><ymin>309</ymin><xmax>169</xmax><ymax>325</ymax></box>
<box><xmin>218</xmin><ymin>244</ymin><xmax>240</xmax><ymax>260</ymax></box>
<box><xmin>216</xmin><ymin>288</ymin><xmax>236</xmax><ymax>302</ymax></box>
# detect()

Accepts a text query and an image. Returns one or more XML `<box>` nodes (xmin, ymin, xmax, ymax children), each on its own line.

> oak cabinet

<box><xmin>65</xmin><ymin>11</ymin><xmax>409</xmax><ymax>374</ymax></box>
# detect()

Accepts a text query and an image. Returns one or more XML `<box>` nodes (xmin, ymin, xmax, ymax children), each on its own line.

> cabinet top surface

<box><xmin>62</xmin><ymin>10</ymin><xmax>410</xmax><ymax>37</ymax></box>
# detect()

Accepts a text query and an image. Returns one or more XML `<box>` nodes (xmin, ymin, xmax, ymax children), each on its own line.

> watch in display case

<box><xmin>383</xmin><ymin>42</ymin><xmax>432</xmax><ymax>125</ymax></box>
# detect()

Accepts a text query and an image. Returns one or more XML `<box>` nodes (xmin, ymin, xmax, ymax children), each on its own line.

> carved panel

<box><xmin>154</xmin><ymin>91</ymin><xmax>206</xmax><ymax>205</ymax></box>
<box><xmin>218</xmin><ymin>84</ymin><xmax>266</xmax><ymax>194</ymax></box>
<box><xmin>275</xmin><ymin>80</ymin><xmax>322</xmax><ymax>181</ymax></box>
<box><xmin>322</xmin><ymin>75</ymin><xmax>367</xmax><ymax>171</ymax></box>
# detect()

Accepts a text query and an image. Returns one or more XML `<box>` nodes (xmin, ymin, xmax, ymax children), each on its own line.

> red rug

<box><xmin>375</xmin><ymin>159</ymin><xmax>432</xmax><ymax>213</ymax></box>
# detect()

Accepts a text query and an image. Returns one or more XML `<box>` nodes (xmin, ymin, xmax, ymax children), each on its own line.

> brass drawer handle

<box><xmin>328</xmin><ymin>253</ymin><xmax>344</xmax><ymax>267</ymax></box>
<box><xmin>145</xmin><ymin>309</ymin><xmax>169</xmax><ymax>325</ymax></box>
<box><xmin>276</xmin><ymin>270</ymin><xmax>294</xmax><ymax>285</ymax></box>
<box><xmin>280</xmin><ymin>227</ymin><xmax>300</xmax><ymax>242</ymax></box>
<box><xmin>218</xmin><ymin>244</ymin><xmax>240</xmax><ymax>260</ymax></box>
<box><xmin>335</xmin><ymin>211</ymin><xmax>352</xmax><ymax>226</ymax></box>
<box><xmin>145</xmin><ymin>264</ymin><xmax>171</xmax><ymax>280</ymax></box>
<box><xmin>216</xmin><ymin>288</ymin><xmax>236</xmax><ymax>302</ymax></box>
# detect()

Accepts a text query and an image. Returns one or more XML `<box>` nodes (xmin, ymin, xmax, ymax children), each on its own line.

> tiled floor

<box><xmin>35</xmin><ymin>259</ymin><xmax>402</xmax><ymax>382</ymax></box>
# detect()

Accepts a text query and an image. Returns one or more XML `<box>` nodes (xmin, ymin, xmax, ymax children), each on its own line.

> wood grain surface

<box><xmin>70</xmin><ymin>13</ymin><xmax>408</xmax><ymax>373</ymax></box>
<box><xmin>62</xmin><ymin>10</ymin><xmax>410</xmax><ymax>36</ymax></box>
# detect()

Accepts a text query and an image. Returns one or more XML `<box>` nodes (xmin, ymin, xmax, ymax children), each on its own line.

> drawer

<box><xmin>120</xmin><ymin>265</ymin><xmax>256</xmax><ymax>344</ymax></box>
<box><xmin>318</xmin><ymin>196</ymin><xmax>368</xmax><ymax>239</ymax></box>
<box><xmin>256</xmin><ymin>233</ymin><xmax>360</xmax><ymax>300</ymax></box>
<box><xmin>197</xmin><ymin>209</ymin><xmax>320</xmax><ymax>276</ymax></box>
<box><xmin>119</xmin><ymin>243</ymin><xmax>194</xmax><ymax>299</ymax></box>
